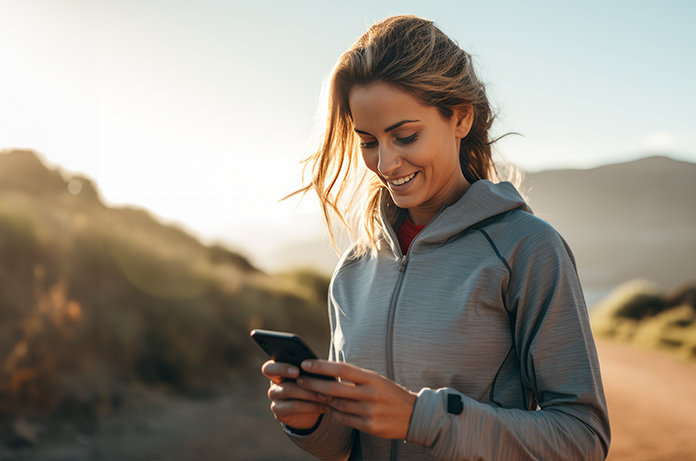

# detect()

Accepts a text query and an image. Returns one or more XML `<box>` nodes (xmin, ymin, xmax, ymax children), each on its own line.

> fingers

<box><xmin>262</xmin><ymin>360</ymin><xmax>299</xmax><ymax>384</ymax></box>
<box><xmin>301</xmin><ymin>360</ymin><xmax>375</xmax><ymax>384</ymax></box>
<box><xmin>295</xmin><ymin>364</ymin><xmax>418</xmax><ymax>440</ymax></box>
<box><xmin>296</xmin><ymin>377</ymin><xmax>382</xmax><ymax>417</ymax></box>
<box><xmin>296</xmin><ymin>360</ymin><xmax>379</xmax><ymax>401</ymax></box>
<box><xmin>296</xmin><ymin>375</ymin><xmax>364</xmax><ymax>401</ymax></box>
<box><xmin>260</xmin><ymin>360</ymin><xmax>331</xmax><ymax>430</ymax></box>
<box><xmin>321</xmin><ymin>394</ymin><xmax>371</xmax><ymax>416</ymax></box>
<box><xmin>268</xmin><ymin>381</ymin><xmax>325</xmax><ymax>404</ymax></box>
<box><xmin>320</xmin><ymin>388</ymin><xmax>416</xmax><ymax>440</ymax></box>
<box><xmin>270</xmin><ymin>399</ymin><xmax>326</xmax><ymax>418</ymax></box>
<box><xmin>327</xmin><ymin>409</ymin><xmax>371</xmax><ymax>433</ymax></box>
<box><xmin>267</xmin><ymin>381</ymin><xmax>327</xmax><ymax>426</ymax></box>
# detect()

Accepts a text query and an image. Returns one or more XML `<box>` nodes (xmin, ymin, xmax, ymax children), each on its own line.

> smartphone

<box><xmin>250</xmin><ymin>329</ymin><xmax>335</xmax><ymax>381</ymax></box>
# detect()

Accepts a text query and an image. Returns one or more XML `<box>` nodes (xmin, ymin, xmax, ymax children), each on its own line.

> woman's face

<box><xmin>349</xmin><ymin>81</ymin><xmax>473</xmax><ymax>225</ymax></box>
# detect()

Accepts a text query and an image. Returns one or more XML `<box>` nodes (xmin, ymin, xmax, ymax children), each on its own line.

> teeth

<box><xmin>390</xmin><ymin>173</ymin><xmax>416</xmax><ymax>186</ymax></box>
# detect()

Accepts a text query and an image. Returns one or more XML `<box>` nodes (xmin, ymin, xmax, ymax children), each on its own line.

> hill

<box><xmin>523</xmin><ymin>155</ymin><xmax>696</xmax><ymax>297</ymax></box>
<box><xmin>0</xmin><ymin>149</ymin><xmax>330</xmax><ymax>441</ymax></box>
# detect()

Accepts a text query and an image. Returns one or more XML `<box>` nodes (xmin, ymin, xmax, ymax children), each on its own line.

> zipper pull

<box><xmin>399</xmin><ymin>254</ymin><xmax>408</xmax><ymax>272</ymax></box>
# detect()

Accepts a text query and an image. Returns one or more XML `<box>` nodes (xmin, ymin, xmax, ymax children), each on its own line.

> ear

<box><xmin>452</xmin><ymin>104</ymin><xmax>474</xmax><ymax>139</ymax></box>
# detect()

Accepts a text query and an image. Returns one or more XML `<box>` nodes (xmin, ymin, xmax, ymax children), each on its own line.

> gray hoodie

<box><xmin>285</xmin><ymin>180</ymin><xmax>611</xmax><ymax>460</ymax></box>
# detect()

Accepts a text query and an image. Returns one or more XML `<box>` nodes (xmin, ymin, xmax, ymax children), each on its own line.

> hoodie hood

<box><xmin>378</xmin><ymin>179</ymin><xmax>532</xmax><ymax>256</ymax></box>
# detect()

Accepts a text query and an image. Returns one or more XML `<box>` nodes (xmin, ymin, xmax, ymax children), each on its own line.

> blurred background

<box><xmin>0</xmin><ymin>1</ymin><xmax>694</xmax><ymax>460</ymax></box>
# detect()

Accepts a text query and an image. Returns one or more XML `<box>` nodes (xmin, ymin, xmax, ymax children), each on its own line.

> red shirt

<box><xmin>397</xmin><ymin>216</ymin><xmax>426</xmax><ymax>255</ymax></box>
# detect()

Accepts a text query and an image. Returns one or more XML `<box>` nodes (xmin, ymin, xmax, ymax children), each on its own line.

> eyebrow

<box><xmin>354</xmin><ymin>119</ymin><xmax>420</xmax><ymax>135</ymax></box>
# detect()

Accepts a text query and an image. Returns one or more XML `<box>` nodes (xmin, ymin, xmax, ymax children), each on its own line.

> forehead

<box><xmin>348</xmin><ymin>82</ymin><xmax>435</xmax><ymax>130</ymax></box>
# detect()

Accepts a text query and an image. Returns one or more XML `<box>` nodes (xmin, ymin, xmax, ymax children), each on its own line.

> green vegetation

<box><xmin>0</xmin><ymin>149</ymin><xmax>331</xmax><ymax>434</ymax></box>
<box><xmin>591</xmin><ymin>279</ymin><xmax>696</xmax><ymax>360</ymax></box>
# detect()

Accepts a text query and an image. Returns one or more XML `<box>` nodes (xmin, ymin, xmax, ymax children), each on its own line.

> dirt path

<box><xmin>596</xmin><ymin>339</ymin><xmax>696</xmax><ymax>461</ymax></box>
<box><xmin>3</xmin><ymin>341</ymin><xmax>695</xmax><ymax>460</ymax></box>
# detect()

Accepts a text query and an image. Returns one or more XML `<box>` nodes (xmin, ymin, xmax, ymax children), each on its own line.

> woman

<box><xmin>262</xmin><ymin>15</ymin><xmax>611</xmax><ymax>460</ymax></box>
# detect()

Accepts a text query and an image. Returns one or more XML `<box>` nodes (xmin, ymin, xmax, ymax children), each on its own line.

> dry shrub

<box><xmin>591</xmin><ymin>279</ymin><xmax>696</xmax><ymax>359</ymax></box>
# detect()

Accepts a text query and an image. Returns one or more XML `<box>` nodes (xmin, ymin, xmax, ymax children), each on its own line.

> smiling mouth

<box><xmin>388</xmin><ymin>172</ymin><xmax>417</xmax><ymax>186</ymax></box>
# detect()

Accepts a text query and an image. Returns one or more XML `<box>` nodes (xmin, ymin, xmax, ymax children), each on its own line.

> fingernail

<box><xmin>288</xmin><ymin>366</ymin><xmax>299</xmax><ymax>377</ymax></box>
<box><xmin>301</xmin><ymin>360</ymin><xmax>313</xmax><ymax>370</ymax></box>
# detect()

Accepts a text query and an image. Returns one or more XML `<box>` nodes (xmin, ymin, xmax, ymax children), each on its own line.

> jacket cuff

<box><xmin>405</xmin><ymin>388</ymin><xmax>447</xmax><ymax>447</ymax></box>
<box><xmin>406</xmin><ymin>387</ymin><xmax>484</xmax><ymax>449</ymax></box>
<box><xmin>283</xmin><ymin>412</ymin><xmax>353</xmax><ymax>458</ymax></box>
<box><xmin>283</xmin><ymin>414</ymin><xmax>324</xmax><ymax>436</ymax></box>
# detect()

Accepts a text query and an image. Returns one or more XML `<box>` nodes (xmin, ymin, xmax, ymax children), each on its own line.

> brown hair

<box><xmin>294</xmin><ymin>15</ymin><xmax>504</xmax><ymax>255</ymax></box>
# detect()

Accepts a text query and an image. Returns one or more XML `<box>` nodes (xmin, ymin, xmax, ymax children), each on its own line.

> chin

<box><xmin>389</xmin><ymin>194</ymin><xmax>418</xmax><ymax>210</ymax></box>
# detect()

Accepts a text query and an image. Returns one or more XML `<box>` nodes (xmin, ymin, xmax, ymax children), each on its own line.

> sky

<box><xmin>1</xmin><ymin>0</ymin><xmax>695</xmax><ymax>263</ymax></box>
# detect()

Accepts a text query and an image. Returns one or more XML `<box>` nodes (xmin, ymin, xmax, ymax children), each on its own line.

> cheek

<box><xmin>433</xmin><ymin>137</ymin><xmax>460</xmax><ymax>166</ymax></box>
<box><xmin>361</xmin><ymin>151</ymin><xmax>379</xmax><ymax>175</ymax></box>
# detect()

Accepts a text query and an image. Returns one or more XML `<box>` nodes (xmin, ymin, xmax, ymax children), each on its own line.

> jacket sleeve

<box><xmin>405</xmin><ymin>225</ymin><xmax>611</xmax><ymax>460</ymax></box>
<box><xmin>282</xmin><ymin>294</ymin><xmax>355</xmax><ymax>460</ymax></box>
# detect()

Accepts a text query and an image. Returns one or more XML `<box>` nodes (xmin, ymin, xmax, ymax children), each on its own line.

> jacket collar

<box><xmin>377</xmin><ymin>179</ymin><xmax>532</xmax><ymax>256</ymax></box>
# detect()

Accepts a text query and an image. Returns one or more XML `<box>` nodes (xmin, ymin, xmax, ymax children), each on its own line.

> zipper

<box><xmin>385</xmin><ymin>253</ymin><xmax>408</xmax><ymax>461</ymax></box>
<box><xmin>383</xmin><ymin>208</ymin><xmax>446</xmax><ymax>461</ymax></box>
<box><xmin>386</xmin><ymin>254</ymin><xmax>408</xmax><ymax>381</ymax></box>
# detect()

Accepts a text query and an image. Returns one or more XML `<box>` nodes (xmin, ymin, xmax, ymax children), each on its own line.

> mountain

<box><xmin>523</xmin><ymin>155</ymin><xmax>696</xmax><ymax>300</ymax></box>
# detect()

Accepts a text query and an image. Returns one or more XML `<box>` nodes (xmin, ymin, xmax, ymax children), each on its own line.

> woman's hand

<box><xmin>296</xmin><ymin>360</ymin><xmax>417</xmax><ymax>440</ymax></box>
<box><xmin>261</xmin><ymin>360</ymin><xmax>327</xmax><ymax>430</ymax></box>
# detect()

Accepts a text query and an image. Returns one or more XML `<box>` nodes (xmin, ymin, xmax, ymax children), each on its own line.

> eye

<box><xmin>359</xmin><ymin>139</ymin><xmax>378</xmax><ymax>149</ymax></box>
<box><xmin>396</xmin><ymin>133</ymin><xmax>418</xmax><ymax>145</ymax></box>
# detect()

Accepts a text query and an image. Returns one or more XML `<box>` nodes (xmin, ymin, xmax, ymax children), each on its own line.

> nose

<box><xmin>377</xmin><ymin>143</ymin><xmax>401</xmax><ymax>178</ymax></box>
